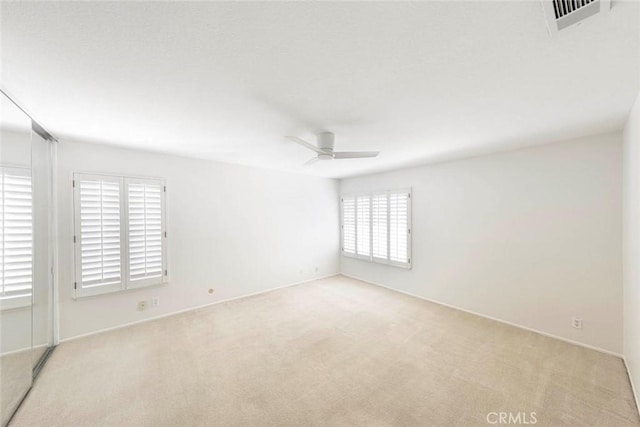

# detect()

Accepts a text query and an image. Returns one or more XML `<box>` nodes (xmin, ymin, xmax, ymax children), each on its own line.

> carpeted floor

<box><xmin>11</xmin><ymin>276</ymin><xmax>640</xmax><ymax>426</ymax></box>
<box><xmin>1</xmin><ymin>350</ymin><xmax>32</xmax><ymax>426</ymax></box>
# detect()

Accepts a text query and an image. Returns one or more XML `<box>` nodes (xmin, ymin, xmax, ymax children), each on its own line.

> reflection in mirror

<box><xmin>0</xmin><ymin>92</ymin><xmax>34</xmax><ymax>425</ymax></box>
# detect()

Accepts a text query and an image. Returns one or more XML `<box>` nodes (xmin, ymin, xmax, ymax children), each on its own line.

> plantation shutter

<box><xmin>73</xmin><ymin>174</ymin><xmax>124</xmax><ymax>297</ymax></box>
<box><xmin>356</xmin><ymin>195</ymin><xmax>371</xmax><ymax>257</ymax></box>
<box><xmin>0</xmin><ymin>167</ymin><xmax>33</xmax><ymax>308</ymax></box>
<box><xmin>389</xmin><ymin>191</ymin><xmax>410</xmax><ymax>264</ymax></box>
<box><xmin>341</xmin><ymin>196</ymin><xmax>356</xmax><ymax>254</ymax></box>
<box><xmin>372</xmin><ymin>193</ymin><xmax>388</xmax><ymax>260</ymax></box>
<box><xmin>125</xmin><ymin>178</ymin><xmax>165</xmax><ymax>287</ymax></box>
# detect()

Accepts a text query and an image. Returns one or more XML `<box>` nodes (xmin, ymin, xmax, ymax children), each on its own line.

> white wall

<box><xmin>57</xmin><ymin>141</ymin><xmax>340</xmax><ymax>340</ymax></box>
<box><xmin>341</xmin><ymin>133</ymin><xmax>623</xmax><ymax>354</ymax></box>
<box><xmin>623</xmin><ymin>92</ymin><xmax>640</xmax><ymax>403</ymax></box>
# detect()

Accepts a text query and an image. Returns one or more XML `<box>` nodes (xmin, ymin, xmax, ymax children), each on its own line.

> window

<box><xmin>341</xmin><ymin>189</ymin><xmax>411</xmax><ymax>268</ymax></box>
<box><xmin>73</xmin><ymin>173</ymin><xmax>166</xmax><ymax>297</ymax></box>
<box><xmin>0</xmin><ymin>167</ymin><xmax>33</xmax><ymax>309</ymax></box>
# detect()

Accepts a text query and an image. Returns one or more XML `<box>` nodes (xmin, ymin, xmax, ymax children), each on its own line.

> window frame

<box><xmin>341</xmin><ymin>188</ymin><xmax>412</xmax><ymax>269</ymax></box>
<box><xmin>72</xmin><ymin>172</ymin><xmax>167</xmax><ymax>298</ymax></box>
<box><xmin>0</xmin><ymin>165</ymin><xmax>34</xmax><ymax>310</ymax></box>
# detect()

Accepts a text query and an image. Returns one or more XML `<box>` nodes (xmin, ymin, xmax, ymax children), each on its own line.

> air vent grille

<box><xmin>552</xmin><ymin>0</ymin><xmax>595</xmax><ymax>19</ymax></box>
<box><xmin>542</xmin><ymin>0</ymin><xmax>608</xmax><ymax>32</ymax></box>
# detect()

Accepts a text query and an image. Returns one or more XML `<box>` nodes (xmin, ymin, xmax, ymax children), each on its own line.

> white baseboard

<box><xmin>340</xmin><ymin>273</ymin><xmax>622</xmax><ymax>358</ymax></box>
<box><xmin>60</xmin><ymin>273</ymin><xmax>339</xmax><ymax>344</ymax></box>
<box><xmin>624</xmin><ymin>356</ymin><xmax>640</xmax><ymax>416</ymax></box>
<box><xmin>1</xmin><ymin>342</ymin><xmax>50</xmax><ymax>358</ymax></box>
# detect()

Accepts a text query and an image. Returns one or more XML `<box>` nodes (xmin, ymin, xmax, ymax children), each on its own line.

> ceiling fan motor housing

<box><xmin>317</xmin><ymin>132</ymin><xmax>335</xmax><ymax>151</ymax></box>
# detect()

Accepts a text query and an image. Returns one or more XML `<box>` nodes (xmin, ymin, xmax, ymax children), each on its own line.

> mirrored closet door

<box><xmin>0</xmin><ymin>91</ymin><xmax>34</xmax><ymax>426</ymax></box>
<box><xmin>0</xmin><ymin>91</ymin><xmax>56</xmax><ymax>426</ymax></box>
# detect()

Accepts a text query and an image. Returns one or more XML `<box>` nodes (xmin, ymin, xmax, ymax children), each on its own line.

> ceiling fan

<box><xmin>286</xmin><ymin>132</ymin><xmax>379</xmax><ymax>165</ymax></box>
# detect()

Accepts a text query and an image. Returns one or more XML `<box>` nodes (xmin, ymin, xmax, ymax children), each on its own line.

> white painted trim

<box><xmin>51</xmin><ymin>141</ymin><xmax>60</xmax><ymax>345</ymax></box>
<box><xmin>624</xmin><ymin>356</ymin><xmax>640</xmax><ymax>416</ymax></box>
<box><xmin>340</xmin><ymin>273</ymin><xmax>622</xmax><ymax>358</ymax></box>
<box><xmin>60</xmin><ymin>273</ymin><xmax>339</xmax><ymax>343</ymax></box>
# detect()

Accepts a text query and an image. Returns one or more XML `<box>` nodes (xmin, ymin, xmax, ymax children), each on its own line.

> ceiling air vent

<box><xmin>542</xmin><ymin>0</ymin><xmax>610</xmax><ymax>33</ymax></box>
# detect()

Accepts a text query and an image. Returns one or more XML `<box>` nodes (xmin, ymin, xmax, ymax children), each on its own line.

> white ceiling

<box><xmin>1</xmin><ymin>1</ymin><xmax>638</xmax><ymax>178</ymax></box>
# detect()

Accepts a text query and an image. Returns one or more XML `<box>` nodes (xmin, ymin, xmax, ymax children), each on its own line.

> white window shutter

<box><xmin>356</xmin><ymin>195</ymin><xmax>371</xmax><ymax>257</ymax></box>
<box><xmin>341</xmin><ymin>189</ymin><xmax>411</xmax><ymax>268</ymax></box>
<box><xmin>372</xmin><ymin>193</ymin><xmax>388</xmax><ymax>260</ymax></box>
<box><xmin>341</xmin><ymin>196</ymin><xmax>356</xmax><ymax>254</ymax></box>
<box><xmin>389</xmin><ymin>191</ymin><xmax>410</xmax><ymax>264</ymax></box>
<box><xmin>125</xmin><ymin>178</ymin><xmax>166</xmax><ymax>288</ymax></box>
<box><xmin>0</xmin><ymin>167</ymin><xmax>33</xmax><ymax>309</ymax></box>
<box><xmin>73</xmin><ymin>174</ymin><xmax>125</xmax><ymax>297</ymax></box>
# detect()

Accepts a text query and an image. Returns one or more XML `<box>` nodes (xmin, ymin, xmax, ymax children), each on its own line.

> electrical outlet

<box><xmin>138</xmin><ymin>300</ymin><xmax>148</xmax><ymax>311</ymax></box>
<box><xmin>572</xmin><ymin>317</ymin><xmax>583</xmax><ymax>329</ymax></box>
<box><xmin>151</xmin><ymin>296</ymin><xmax>160</xmax><ymax>307</ymax></box>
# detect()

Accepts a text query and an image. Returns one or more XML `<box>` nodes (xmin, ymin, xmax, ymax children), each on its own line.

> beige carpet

<box><xmin>11</xmin><ymin>276</ymin><xmax>640</xmax><ymax>426</ymax></box>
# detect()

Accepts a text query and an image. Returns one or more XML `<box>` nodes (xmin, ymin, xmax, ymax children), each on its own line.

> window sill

<box><xmin>73</xmin><ymin>279</ymin><xmax>168</xmax><ymax>300</ymax></box>
<box><xmin>341</xmin><ymin>252</ymin><xmax>412</xmax><ymax>270</ymax></box>
<box><xmin>0</xmin><ymin>295</ymin><xmax>32</xmax><ymax>311</ymax></box>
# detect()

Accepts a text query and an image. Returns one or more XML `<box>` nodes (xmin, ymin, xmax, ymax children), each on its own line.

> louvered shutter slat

<box><xmin>372</xmin><ymin>194</ymin><xmax>388</xmax><ymax>259</ymax></box>
<box><xmin>77</xmin><ymin>176</ymin><xmax>123</xmax><ymax>290</ymax></box>
<box><xmin>356</xmin><ymin>195</ymin><xmax>371</xmax><ymax>257</ymax></box>
<box><xmin>127</xmin><ymin>180</ymin><xmax>164</xmax><ymax>284</ymax></box>
<box><xmin>342</xmin><ymin>197</ymin><xmax>356</xmax><ymax>254</ymax></box>
<box><xmin>0</xmin><ymin>168</ymin><xmax>33</xmax><ymax>301</ymax></box>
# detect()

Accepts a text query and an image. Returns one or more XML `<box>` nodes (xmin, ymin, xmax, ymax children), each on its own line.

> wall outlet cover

<box><xmin>572</xmin><ymin>317</ymin><xmax>583</xmax><ymax>329</ymax></box>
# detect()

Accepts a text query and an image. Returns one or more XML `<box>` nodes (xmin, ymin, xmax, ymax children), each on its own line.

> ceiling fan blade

<box><xmin>333</xmin><ymin>151</ymin><xmax>379</xmax><ymax>159</ymax></box>
<box><xmin>286</xmin><ymin>136</ymin><xmax>324</xmax><ymax>154</ymax></box>
<box><xmin>303</xmin><ymin>156</ymin><xmax>320</xmax><ymax>166</ymax></box>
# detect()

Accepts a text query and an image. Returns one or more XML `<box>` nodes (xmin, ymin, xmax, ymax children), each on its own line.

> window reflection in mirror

<box><xmin>0</xmin><ymin>91</ymin><xmax>34</xmax><ymax>426</ymax></box>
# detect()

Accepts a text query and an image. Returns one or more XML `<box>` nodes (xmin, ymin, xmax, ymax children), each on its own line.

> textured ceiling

<box><xmin>1</xmin><ymin>1</ymin><xmax>638</xmax><ymax>178</ymax></box>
